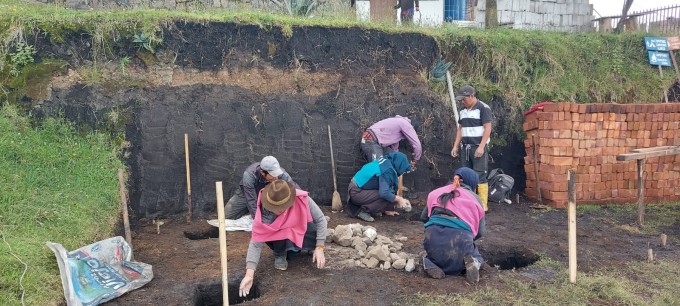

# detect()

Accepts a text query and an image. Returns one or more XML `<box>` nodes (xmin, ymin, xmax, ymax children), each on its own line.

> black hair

<box><xmin>437</xmin><ymin>189</ymin><xmax>460</xmax><ymax>209</ymax></box>
<box><xmin>410</xmin><ymin>118</ymin><xmax>421</xmax><ymax>132</ymax></box>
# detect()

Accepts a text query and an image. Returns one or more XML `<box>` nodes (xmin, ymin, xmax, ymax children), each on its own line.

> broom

<box><xmin>328</xmin><ymin>125</ymin><xmax>343</xmax><ymax>212</ymax></box>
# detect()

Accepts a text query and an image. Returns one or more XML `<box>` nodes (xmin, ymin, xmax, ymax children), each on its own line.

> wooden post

<box><xmin>215</xmin><ymin>182</ymin><xmax>229</xmax><ymax>306</ymax></box>
<box><xmin>118</xmin><ymin>169</ymin><xmax>133</xmax><ymax>255</ymax></box>
<box><xmin>659</xmin><ymin>66</ymin><xmax>669</xmax><ymax>103</ymax></box>
<box><xmin>567</xmin><ymin>169</ymin><xmax>577</xmax><ymax>284</ymax></box>
<box><xmin>185</xmin><ymin>133</ymin><xmax>193</xmax><ymax>224</ymax></box>
<box><xmin>532</xmin><ymin>134</ymin><xmax>542</xmax><ymax>203</ymax></box>
<box><xmin>397</xmin><ymin>175</ymin><xmax>404</xmax><ymax>198</ymax></box>
<box><xmin>637</xmin><ymin>159</ymin><xmax>645</xmax><ymax>226</ymax></box>
<box><xmin>660</xmin><ymin>234</ymin><xmax>667</xmax><ymax>247</ymax></box>
<box><xmin>446</xmin><ymin>71</ymin><xmax>460</xmax><ymax>127</ymax></box>
<box><xmin>670</xmin><ymin>50</ymin><xmax>680</xmax><ymax>85</ymax></box>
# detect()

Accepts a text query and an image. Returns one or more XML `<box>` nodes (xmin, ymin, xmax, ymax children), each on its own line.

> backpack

<box><xmin>488</xmin><ymin>168</ymin><xmax>514</xmax><ymax>203</ymax></box>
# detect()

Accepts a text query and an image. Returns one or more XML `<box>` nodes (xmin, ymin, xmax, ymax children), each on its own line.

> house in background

<box><xmin>356</xmin><ymin>0</ymin><xmax>593</xmax><ymax>32</ymax></box>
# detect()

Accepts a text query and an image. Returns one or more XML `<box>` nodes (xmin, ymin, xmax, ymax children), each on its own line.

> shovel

<box><xmin>328</xmin><ymin>125</ymin><xmax>343</xmax><ymax>212</ymax></box>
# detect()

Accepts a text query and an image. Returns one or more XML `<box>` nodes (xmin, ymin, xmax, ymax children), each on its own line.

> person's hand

<box><xmin>313</xmin><ymin>248</ymin><xmax>325</xmax><ymax>269</ymax></box>
<box><xmin>474</xmin><ymin>146</ymin><xmax>485</xmax><ymax>158</ymax></box>
<box><xmin>239</xmin><ymin>274</ymin><xmax>253</xmax><ymax>297</ymax></box>
<box><xmin>409</xmin><ymin>160</ymin><xmax>416</xmax><ymax>170</ymax></box>
<box><xmin>393</xmin><ymin>5</ymin><xmax>399</xmax><ymax>9</ymax></box>
<box><xmin>451</xmin><ymin>147</ymin><xmax>458</xmax><ymax>158</ymax></box>
<box><xmin>385</xmin><ymin>210</ymin><xmax>400</xmax><ymax>216</ymax></box>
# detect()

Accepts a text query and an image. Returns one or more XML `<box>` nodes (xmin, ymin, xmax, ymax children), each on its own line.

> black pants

<box><xmin>460</xmin><ymin>144</ymin><xmax>489</xmax><ymax>183</ymax></box>
<box><xmin>265</xmin><ymin>222</ymin><xmax>318</xmax><ymax>257</ymax></box>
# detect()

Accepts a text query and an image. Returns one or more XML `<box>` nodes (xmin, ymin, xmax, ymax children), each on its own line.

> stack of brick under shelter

<box><xmin>523</xmin><ymin>102</ymin><xmax>680</xmax><ymax>208</ymax></box>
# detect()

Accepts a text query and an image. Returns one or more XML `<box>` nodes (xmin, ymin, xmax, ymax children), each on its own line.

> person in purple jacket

<box><xmin>360</xmin><ymin>115</ymin><xmax>421</xmax><ymax>169</ymax></box>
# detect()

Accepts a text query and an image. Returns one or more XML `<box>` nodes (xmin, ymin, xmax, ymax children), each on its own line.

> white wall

<box><xmin>356</xmin><ymin>1</ymin><xmax>370</xmax><ymax>22</ymax></box>
<box><xmin>356</xmin><ymin>0</ymin><xmax>444</xmax><ymax>27</ymax></box>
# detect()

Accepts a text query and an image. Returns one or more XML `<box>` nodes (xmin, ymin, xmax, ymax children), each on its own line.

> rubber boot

<box><xmin>477</xmin><ymin>183</ymin><xmax>489</xmax><ymax>212</ymax></box>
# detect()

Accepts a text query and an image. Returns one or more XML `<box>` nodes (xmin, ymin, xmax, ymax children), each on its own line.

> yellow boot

<box><xmin>477</xmin><ymin>183</ymin><xmax>489</xmax><ymax>211</ymax></box>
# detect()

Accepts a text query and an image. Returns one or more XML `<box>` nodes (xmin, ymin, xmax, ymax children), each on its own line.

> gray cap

<box><xmin>454</xmin><ymin>85</ymin><xmax>475</xmax><ymax>101</ymax></box>
<box><xmin>260</xmin><ymin>156</ymin><xmax>283</xmax><ymax>177</ymax></box>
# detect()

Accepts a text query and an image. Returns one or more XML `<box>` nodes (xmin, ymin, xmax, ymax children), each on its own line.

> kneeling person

<box><xmin>420</xmin><ymin>167</ymin><xmax>486</xmax><ymax>283</ymax></box>
<box><xmin>239</xmin><ymin>180</ymin><xmax>327</xmax><ymax>297</ymax></box>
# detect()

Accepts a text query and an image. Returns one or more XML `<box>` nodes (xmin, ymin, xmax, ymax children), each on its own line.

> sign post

<box><xmin>666</xmin><ymin>36</ymin><xmax>680</xmax><ymax>84</ymax></box>
<box><xmin>645</xmin><ymin>37</ymin><xmax>671</xmax><ymax>103</ymax></box>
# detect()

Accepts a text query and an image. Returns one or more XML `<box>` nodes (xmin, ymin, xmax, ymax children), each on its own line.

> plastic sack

<box><xmin>46</xmin><ymin>236</ymin><xmax>153</xmax><ymax>306</ymax></box>
<box><xmin>208</xmin><ymin>214</ymin><xmax>253</xmax><ymax>231</ymax></box>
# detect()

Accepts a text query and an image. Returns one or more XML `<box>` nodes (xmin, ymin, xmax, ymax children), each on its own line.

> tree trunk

<box><xmin>485</xmin><ymin>0</ymin><xmax>498</xmax><ymax>29</ymax></box>
<box><xmin>614</xmin><ymin>0</ymin><xmax>634</xmax><ymax>33</ymax></box>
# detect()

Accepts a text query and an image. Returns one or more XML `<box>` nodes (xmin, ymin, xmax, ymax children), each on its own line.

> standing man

<box><xmin>225</xmin><ymin>156</ymin><xmax>299</xmax><ymax>220</ymax></box>
<box><xmin>451</xmin><ymin>85</ymin><xmax>493</xmax><ymax>211</ymax></box>
<box><xmin>394</xmin><ymin>0</ymin><xmax>420</xmax><ymax>25</ymax></box>
<box><xmin>360</xmin><ymin>115</ymin><xmax>421</xmax><ymax>169</ymax></box>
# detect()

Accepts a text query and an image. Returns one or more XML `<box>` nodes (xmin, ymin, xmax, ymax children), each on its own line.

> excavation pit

<box><xmin>193</xmin><ymin>279</ymin><xmax>262</xmax><ymax>305</ymax></box>
<box><xmin>184</xmin><ymin>228</ymin><xmax>219</xmax><ymax>240</ymax></box>
<box><xmin>483</xmin><ymin>248</ymin><xmax>540</xmax><ymax>270</ymax></box>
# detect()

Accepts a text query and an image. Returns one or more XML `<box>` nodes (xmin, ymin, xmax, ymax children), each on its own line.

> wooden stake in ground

<box><xmin>567</xmin><ymin>169</ymin><xmax>577</xmax><ymax>284</ymax></box>
<box><xmin>445</xmin><ymin>71</ymin><xmax>460</xmax><ymax>126</ymax></box>
<box><xmin>637</xmin><ymin>159</ymin><xmax>645</xmax><ymax>226</ymax></box>
<box><xmin>659</xmin><ymin>65</ymin><xmax>669</xmax><ymax>103</ymax></box>
<box><xmin>532</xmin><ymin>134</ymin><xmax>542</xmax><ymax>204</ymax></box>
<box><xmin>185</xmin><ymin>133</ymin><xmax>193</xmax><ymax>224</ymax></box>
<box><xmin>215</xmin><ymin>182</ymin><xmax>229</xmax><ymax>306</ymax></box>
<box><xmin>660</xmin><ymin>234</ymin><xmax>667</xmax><ymax>247</ymax></box>
<box><xmin>397</xmin><ymin>175</ymin><xmax>404</xmax><ymax>198</ymax></box>
<box><xmin>118</xmin><ymin>169</ymin><xmax>133</xmax><ymax>257</ymax></box>
<box><xmin>328</xmin><ymin>125</ymin><xmax>343</xmax><ymax>212</ymax></box>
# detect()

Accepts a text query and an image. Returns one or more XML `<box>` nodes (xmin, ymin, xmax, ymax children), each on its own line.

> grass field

<box><xmin>0</xmin><ymin>104</ymin><xmax>123</xmax><ymax>305</ymax></box>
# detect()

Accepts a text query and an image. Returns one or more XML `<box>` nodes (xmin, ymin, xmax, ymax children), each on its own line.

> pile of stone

<box><xmin>327</xmin><ymin>223</ymin><xmax>417</xmax><ymax>272</ymax></box>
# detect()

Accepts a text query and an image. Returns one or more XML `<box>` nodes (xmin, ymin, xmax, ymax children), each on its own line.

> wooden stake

<box><xmin>659</xmin><ymin>66</ymin><xmax>669</xmax><ymax>103</ymax></box>
<box><xmin>185</xmin><ymin>133</ymin><xmax>193</xmax><ymax>224</ymax></box>
<box><xmin>397</xmin><ymin>175</ymin><xmax>404</xmax><ymax>198</ymax></box>
<box><xmin>670</xmin><ymin>50</ymin><xmax>680</xmax><ymax>89</ymax></box>
<box><xmin>660</xmin><ymin>234</ymin><xmax>667</xmax><ymax>247</ymax></box>
<box><xmin>532</xmin><ymin>134</ymin><xmax>542</xmax><ymax>203</ymax></box>
<box><xmin>445</xmin><ymin>71</ymin><xmax>460</xmax><ymax>126</ymax></box>
<box><xmin>117</xmin><ymin>169</ymin><xmax>133</xmax><ymax>257</ymax></box>
<box><xmin>516</xmin><ymin>193</ymin><xmax>520</xmax><ymax>205</ymax></box>
<box><xmin>647</xmin><ymin>248</ymin><xmax>654</xmax><ymax>262</ymax></box>
<box><xmin>567</xmin><ymin>169</ymin><xmax>577</xmax><ymax>284</ymax></box>
<box><xmin>637</xmin><ymin>159</ymin><xmax>645</xmax><ymax>226</ymax></box>
<box><xmin>215</xmin><ymin>182</ymin><xmax>229</xmax><ymax>306</ymax></box>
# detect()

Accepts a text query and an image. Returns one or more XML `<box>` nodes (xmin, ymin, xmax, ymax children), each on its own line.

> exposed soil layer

<box><xmin>104</xmin><ymin>197</ymin><xmax>679</xmax><ymax>305</ymax></box>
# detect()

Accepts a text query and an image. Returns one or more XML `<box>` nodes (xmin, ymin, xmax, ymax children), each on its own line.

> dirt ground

<box><xmin>104</xmin><ymin>195</ymin><xmax>679</xmax><ymax>306</ymax></box>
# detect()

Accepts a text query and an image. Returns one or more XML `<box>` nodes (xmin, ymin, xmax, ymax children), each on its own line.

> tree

<box><xmin>614</xmin><ymin>0</ymin><xmax>634</xmax><ymax>33</ymax></box>
<box><xmin>485</xmin><ymin>0</ymin><xmax>498</xmax><ymax>29</ymax></box>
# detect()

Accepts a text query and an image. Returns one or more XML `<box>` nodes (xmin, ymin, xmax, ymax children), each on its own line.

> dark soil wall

<box><xmin>29</xmin><ymin>21</ymin><xmax>471</xmax><ymax>219</ymax></box>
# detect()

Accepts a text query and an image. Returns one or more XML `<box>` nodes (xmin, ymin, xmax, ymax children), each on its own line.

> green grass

<box><xmin>0</xmin><ymin>104</ymin><xmax>123</xmax><ymax>305</ymax></box>
<box><xmin>395</xmin><ymin>257</ymin><xmax>680</xmax><ymax>305</ymax></box>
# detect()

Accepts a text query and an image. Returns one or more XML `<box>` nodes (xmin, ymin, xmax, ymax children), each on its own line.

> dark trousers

<box><xmin>460</xmin><ymin>144</ymin><xmax>489</xmax><ymax>183</ymax></box>
<box><xmin>423</xmin><ymin>225</ymin><xmax>483</xmax><ymax>275</ymax></box>
<box><xmin>265</xmin><ymin>222</ymin><xmax>317</xmax><ymax>257</ymax></box>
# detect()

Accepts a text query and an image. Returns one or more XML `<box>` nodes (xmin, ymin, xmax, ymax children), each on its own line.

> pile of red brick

<box><xmin>523</xmin><ymin>102</ymin><xmax>680</xmax><ymax>208</ymax></box>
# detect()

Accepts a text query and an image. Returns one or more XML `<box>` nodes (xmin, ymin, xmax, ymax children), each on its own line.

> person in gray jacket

<box><xmin>225</xmin><ymin>156</ymin><xmax>299</xmax><ymax>220</ymax></box>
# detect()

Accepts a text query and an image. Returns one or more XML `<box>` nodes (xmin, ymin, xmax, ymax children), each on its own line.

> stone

<box><xmin>383</xmin><ymin>261</ymin><xmax>391</xmax><ymax>270</ymax></box>
<box><xmin>348</xmin><ymin>223</ymin><xmax>364</xmax><ymax>236</ymax></box>
<box><xmin>366</xmin><ymin>257</ymin><xmax>379</xmax><ymax>269</ymax></box>
<box><xmin>392</xmin><ymin>259</ymin><xmax>407</xmax><ymax>269</ymax></box>
<box><xmin>355</xmin><ymin>260</ymin><xmax>362</xmax><ymax>267</ymax></box>
<box><xmin>362</xmin><ymin>225</ymin><xmax>376</xmax><ymax>232</ymax></box>
<box><xmin>392</xmin><ymin>242</ymin><xmax>403</xmax><ymax>251</ymax></box>
<box><xmin>395</xmin><ymin>235</ymin><xmax>408</xmax><ymax>242</ymax></box>
<box><xmin>354</xmin><ymin>241</ymin><xmax>368</xmax><ymax>253</ymax></box>
<box><xmin>351</xmin><ymin>236</ymin><xmax>364</xmax><ymax>247</ymax></box>
<box><xmin>390</xmin><ymin>253</ymin><xmax>401</xmax><ymax>262</ymax></box>
<box><xmin>357</xmin><ymin>250</ymin><xmax>365</xmax><ymax>257</ymax></box>
<box><xmin>375</xmin><ymin>235</ymin><xmax>393</xmax><ymax>246</ymax></box>
<box><xmin>334</xmin><ymin>225</ymin><xmax>354</xmax><ymax>247</ymax></box>
<box><xmin>326</xmin><ymin>229</ymin><xmax>335</xmax><ymax>243</ymax></box>
<box><xmin>363</xmin><ymin>228</ymin><xmax>377</xmax><ymax>241</ymax></box>
<box><xmin>366</xmin><ymin>245</ymin><xmax>390</xmax><ymax>262</ymax></box>
<box><xmin>405</xmin><ymin>259</ymin><xmax>415</xmax><ymax>272</ymax></box>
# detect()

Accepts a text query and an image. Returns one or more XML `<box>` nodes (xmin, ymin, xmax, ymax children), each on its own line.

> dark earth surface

<box><xmin>104</xmin><ymin>195</ymin><xmax>679</xmax><ymax>305</ymax></box>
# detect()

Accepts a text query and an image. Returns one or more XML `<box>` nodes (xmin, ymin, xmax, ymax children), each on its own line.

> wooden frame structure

<box><xmin>616</xmin><ymin>146</ymin><xmax>680</xmax><ymax>225</ymax></box>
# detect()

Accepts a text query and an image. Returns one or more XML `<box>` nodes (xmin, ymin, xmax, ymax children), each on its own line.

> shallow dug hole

<box><xmin>194</xmin><ymin>279</ymin><xmax>262</xmax><ymax>305</ymax></box>
<box><xmin>483</xmin><ymin>248</ymin><xmax>540</xmax><ymax>270</ymax></box>
<box><xmin>184</xmin><ymin>228</ymin><xmax>219</xmax><ymax>240</ymax></box>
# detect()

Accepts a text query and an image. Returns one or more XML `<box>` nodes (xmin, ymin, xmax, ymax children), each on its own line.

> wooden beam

<box><xmin>630</xmin><ymin>146</ymin><xmax>676</xmax><ymax>153</ymax></box>
<box><xmin>637</xmin><ymin>159</ymin><xmax>645</xmax><ymax>226</ymax></box>
<box><xmin>567</xmin><ymin>169</ymin><xmax>577</xmax><ymax>283</ymax></box>
<box><xmin>616</xmin><ymin>146</ymin><xmax>680</xmax><ymax>161</ymax></box>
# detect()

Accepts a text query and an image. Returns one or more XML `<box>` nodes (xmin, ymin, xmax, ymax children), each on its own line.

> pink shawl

<box><xmin>251</xmin><ymin>189</ymin><xmax>313</xmax><ymax>247</ymax></box>
<box><xmin>426</xmin><ymin>184</ymin><xmax>485</xmax><ymax>237</ymax></box>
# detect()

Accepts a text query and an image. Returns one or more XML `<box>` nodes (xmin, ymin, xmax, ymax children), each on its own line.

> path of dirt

<box><xmin>104</xmin><ymin>196</ymin><xmax>679</xmax><ymax>305</ymax></box>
